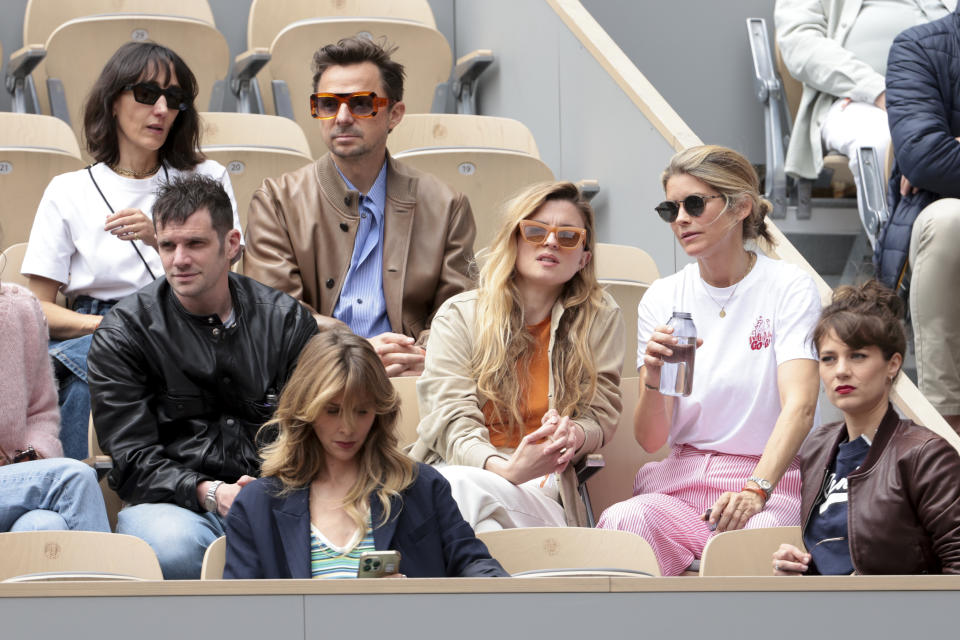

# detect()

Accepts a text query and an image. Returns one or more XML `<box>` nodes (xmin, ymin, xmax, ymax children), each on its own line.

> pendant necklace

<box><xmin>705</xmin><ymin>252</ymin><xmax>756</xmax><ymax>318</ymax></box>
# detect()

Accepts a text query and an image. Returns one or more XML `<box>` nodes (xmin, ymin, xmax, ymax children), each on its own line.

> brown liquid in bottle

<box><xmin>661</xmin><ymin>342</ymin><xmax>696</xmax><ymax>396</ymax></box>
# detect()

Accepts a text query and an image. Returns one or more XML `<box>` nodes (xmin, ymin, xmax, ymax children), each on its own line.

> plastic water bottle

<box><xmin>659</xmin><ymin>311</ymin><xmax>696</xmax><ymax>397</ymax></box>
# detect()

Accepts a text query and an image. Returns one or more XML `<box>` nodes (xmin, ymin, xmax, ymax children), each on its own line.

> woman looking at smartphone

<box><xmin>21</xmin><ymin>41</ymin><xmax>241</xmax><ymax>459</ymax></box>
<box><xmin>223</xmin><ymin>330</ymin><xmax>506</xmax><ymax>579</ymax></box>
<box><xmin>410</xmin><ymin>181</ymin><xmax>623</xmax><ymax>530</ymax></box>
<box><xmin>598</xmin><ymin>145</ymin><xmax>821</xmax><ymax>575</ymax></box>
<box><xmin>773</xmin><ymin>281</ymin><xmax>960</xmax><ymax>575</ymax></box>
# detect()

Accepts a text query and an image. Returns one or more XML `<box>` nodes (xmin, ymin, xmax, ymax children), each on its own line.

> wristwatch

<box><xmin>203</xmin><ymin>480</ymin><xmax>224</xmax><ymax>512</ymax></box>
<box><xmin>748</xmin><ymin>476</ymin><xmax>773</xmax><ymax>499</ymax></box>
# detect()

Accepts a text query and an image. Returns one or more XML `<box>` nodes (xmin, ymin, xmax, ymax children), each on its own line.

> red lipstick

<box><xmin>835</xmin><ymin>385</ymin><xmax>855</xmax><ymax>395</ymax></box>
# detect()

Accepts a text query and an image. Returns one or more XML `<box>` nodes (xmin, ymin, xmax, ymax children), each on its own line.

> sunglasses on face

<box><xmin>654</xmin><ymin>194</ymin><xmax>726</xmax><ymax>222</ymax></box>
<box><xmin>123</xmin><ymin>82</ymin><xmax>190</xmax><ymax>111</ymax></box>
<box><xmin>310</xmin><ymin>91</ymin><xmax>391</xmax><ymax>119</ymax></box>
<box><xmin>517</xmin><ymin>220</ymin><xmax>586</xmax><ymax>249</ymax></box>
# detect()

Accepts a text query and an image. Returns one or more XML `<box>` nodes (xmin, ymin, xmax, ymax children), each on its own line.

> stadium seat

<box><xmin>0</xmin><ymin>244</ymin><xmax>30</xmax><ymax>286</ymax></box>
<box><xmin>594</xmin><ymin>243</ymin><xmax>659</xmax><ymax>284</ymax></box>
<box><xmin>0</xmin><ymin>113</ymin><xmax>84</xmax><ymax>250</ymax></box>
<box><xmin>244</xmin><ymin>0</ymin><xmax>436</xmax><ymax>53</ymax></box>
<box><xmin>390</xmin><ymin>376</ymin><xmax>420</xmax><ymax>449</ymax></box>
<box><xmin>258</xmin><ymin>19</ymin><xmax>452</xmax><ymax>158</ymax></box>
<box><xmin>198</xmin><ymin>112</ymin><xmax>313</xmax><ymax>231</ymax></box>
<box><xmin>7</xmin><ymin>0</ymin><xmax>217</xmax><ymax>114</ymax></box>
<box><xmin>477</xmin><ymin>527</ymin><xmax>660</xmax><ymax>577</ymax></box>
<box><xmin>393</xmin><ymin>148</ymin><xmax>554</xmax><ymax>251</ymax></box>
<box><xmin>7</xmin><ymin>6</ymin><xmax>228</xmax><ymax>158</ymax></box>
<box><xmin>200</xmin><ymin>536</ymin><xmax>226</xmax><ymax>580</ymax></box>
<box><xmin>699</xmin><ymin>526</ymin><xmax>805</xmax><ymax>577</ymax></box>
<box><xmin>599</xmin><ymin>281</ymin><xmax>648</xmax><ymax>377</ymax></box>
<box><xmin>86</xmin><ymin>417</ymin><xmax>122</xmax><ymax>532</ymax></box>
<box><xmin>585</xmin><ymin>377</ymin><xmax>670</xmax><ymax>517</ymax></box>
<box><xmin>234</xmin><ymin>0</ymin><xmax>445</xmax><ymax>119</ymax></box>
<box><xmin>390</xmin><ymin>114</ymin><xmax>556</xmax><ymax>250</ymax></box>
<box><xmin>0</xmin><ymin>531</ymin><xmax>163</xmax><ymax>581</ymax></box>
<box><xmin>389</xmin><ymin>114</ymin><xmax>541</xmax><ymax>157</ymax></box>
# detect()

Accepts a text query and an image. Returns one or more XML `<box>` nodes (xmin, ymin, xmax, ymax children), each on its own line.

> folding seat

<box><xmin>198</xmin><ymin>112</ymin><xmax>313</xmax><ymax>231</ymax></box>
<box><xmin>699</xmin><ymin>526</ymin><xmax>805</xmax><ymax>576</ymax></box>
<box><xmin>231</xmin><ymin>0</ymin><xmax>493</xmax><ymax>158</ymax></box>
<box><xmin>477</xmin><ymin>527</ymin><xmax>660</xmax><ymax>577</ymax></box>
<box><xmin>594</xmin><ymin>243</ymin><xmax>659</xmax><ymax>284</ymax></box>
<box><xmin>5</xmin><ymin>0</ymin><xmax>228</xmax><ymax>159</ymax></box>
<box><xmin>390</xmin><ymin>114</ymin><xmax>555</xmax><ymax>251</ymax></box>
<box><xmin>0</xmin><ymin>113</ymin><xmax>84</xmax><ymax>250</ymax></box>
<box><xmin>585</xmin><ymin>377</ymin><xmax>670</xmax><ymax>518</ymax></box>
<box><xmin>390</xmin><ymin>376</ymin><xmax>420</xmax><ymax>449</ymax></box>
<box><xmin>201</xmin><ymin>536</ymin><xmax>226</xmax><ymax>580</ymax></box>
<box><xmin>0</xmin><ymin>531</ymin><xmax>163</xmax><ymax>581</ymax></box>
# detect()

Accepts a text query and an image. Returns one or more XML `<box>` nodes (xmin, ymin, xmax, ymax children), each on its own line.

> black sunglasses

<box><xmin>655</xmin><ymin>194</ymin><xmax>725</xmax><ymax>222</ymax></box>
<box><xmin>123</xmin><ymin>82</ymin><xmax>190</xmax><ymax>111</ymax></box>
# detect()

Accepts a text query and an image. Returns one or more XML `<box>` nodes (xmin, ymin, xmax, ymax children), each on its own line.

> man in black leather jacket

<box><xmin>88</xmin><ymin>175</ymin><xmax>317</xmax><ymax>579</ymax></box>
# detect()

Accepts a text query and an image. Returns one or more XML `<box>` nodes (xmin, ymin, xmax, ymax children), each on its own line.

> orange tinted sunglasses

<box><xmin>310</xmin><ymin>91</ymin><xmax>390</xmax><ymax>119</ymax></box>
<box><xmin>518</xmin><ymin>220</ymin><xmax>586</xmax><ymax>249</ymax></box>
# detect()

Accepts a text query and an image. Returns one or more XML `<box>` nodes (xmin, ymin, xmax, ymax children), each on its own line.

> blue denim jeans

<box><xmin>49</xmin><ymin>296</ymin><xmax>116</xmax><ymax>460</ymax></box>
<box><xmin>117</xmin><ymin>503</ymin><xmax>226</xmax><ymax>580</ymax></box>
<box><xmin>0</xmin><ymin>458</ymin><xmax>111</xmax><ymax>532</ymax></box>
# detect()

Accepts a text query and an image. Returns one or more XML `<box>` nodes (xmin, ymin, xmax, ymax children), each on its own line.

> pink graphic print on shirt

<box><xmin>749</xmin><ymin>316</ymin><xmax>772</xmax><ymax>350</ymax></box>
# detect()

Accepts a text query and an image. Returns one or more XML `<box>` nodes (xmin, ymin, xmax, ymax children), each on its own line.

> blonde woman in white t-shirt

<box><xmin>597</xmin><ymin>145</ymin><xmax>821</xmax><ymax>576</ymax></box>
<box><xmin>21</xmin><ymin>42</ymin><xmax>239</xmax><ymax>459</ymax></box>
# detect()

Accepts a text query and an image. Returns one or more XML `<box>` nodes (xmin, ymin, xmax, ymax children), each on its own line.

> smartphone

<box><xmin>357</xmin><ymin>550</ymin><xmax>401</xmax><ymax>578</ymax></box>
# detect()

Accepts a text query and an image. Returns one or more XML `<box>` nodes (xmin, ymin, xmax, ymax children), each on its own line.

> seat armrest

<box><xmin>746</xmin><ymin>18</ymin><xmax>789</xmax><ymax>218</ymax></box>
<box><xmin>5</xmin><ymin>45</ymin><xmax>46</xmax><ymax>113</ymax></box>
<box><xmin>575</xmin><ymin>453</ymin><xmax>604</xmax><ymax>486</ymax></box>
<box><xmin>856</xmin><ymin>146</ymin><xmax>888</xmax><ymax>248</ymax></box>
<box><xmin>230</xmin><ymin>48</ymin><xmax>271</xmax><ymax>114</ymax></box>
<box><xmin>576</xmin><ymin>179</ymin><xmax>601</xmax><ymax>202</ymax></box>
<box><xmin>84</xmin><ymin>455</ymin><xmax>114</xmax><ymax>481</ymax></box>
<box><xmin>453</xmin><ymin>49</ymin><xmax>494</xmax><ymax>115</ymax></box>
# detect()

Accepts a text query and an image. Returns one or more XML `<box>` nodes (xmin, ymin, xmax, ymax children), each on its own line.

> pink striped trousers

<box><xmin>597</xmin><ymin>444</ymin><xmax>802</xmax><ymax>576</ymax></box>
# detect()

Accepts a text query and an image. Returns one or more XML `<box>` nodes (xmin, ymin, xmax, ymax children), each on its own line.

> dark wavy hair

<box><xmin>83</xmin><ymin>42</ymin><xmax>204</xmax><ymax>170</ymax></box>
<box><xmin>153</xmin><ymin>175</ymin><xmax>233</xmax><ymax>242</ymax></box>
<box><xmin>814</xmin><ymin>280</ymin><xmax>906</xmax><ymax>363</ymax></box>
<box><xmin>311</xmin><ymin>36</ymin><xmax>405</xmax><ymax>102</ymax></box>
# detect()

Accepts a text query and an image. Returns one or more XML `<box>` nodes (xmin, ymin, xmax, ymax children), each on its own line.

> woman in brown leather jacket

<box><xmin>773</xmin><ymin>281</ymin><xmax>960</xmax><ymax>575</ymax></box>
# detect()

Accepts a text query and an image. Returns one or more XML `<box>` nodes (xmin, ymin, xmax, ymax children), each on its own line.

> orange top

<box><xmin>485</xmin><ymin>316</ymin><xmax>551</xmax><ymax>449</ymax></box>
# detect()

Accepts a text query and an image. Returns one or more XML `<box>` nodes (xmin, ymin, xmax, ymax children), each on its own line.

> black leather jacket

<box><xmin>88</xmin><ymin>273</ymin><xmax>317</xmax><ymax>512</ymax></box>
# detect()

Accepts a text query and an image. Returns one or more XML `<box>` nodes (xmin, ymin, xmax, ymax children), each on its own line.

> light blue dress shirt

<box><xmin>332</xmin><ymin>162</ymin><xmax>391</xmax><ymax>338</ymax></box>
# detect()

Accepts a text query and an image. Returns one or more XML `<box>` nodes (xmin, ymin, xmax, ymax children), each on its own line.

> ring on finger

<box><xmin>775</xmin><ymin>561</ymin><xmax>780</xmax><ymax>571</ymax></box>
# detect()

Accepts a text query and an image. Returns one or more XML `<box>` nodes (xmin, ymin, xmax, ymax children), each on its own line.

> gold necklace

<box><xmin>110</xmin><ymin>163</ymin><xmax>161</xmax><ymax>179</ymax></box>
<box><xmin>704</xmin><ymin>252</ymin><xmax>756</xmax><ymax>318</ymax></box>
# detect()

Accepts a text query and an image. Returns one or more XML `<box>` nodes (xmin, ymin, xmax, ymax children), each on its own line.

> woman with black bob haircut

<box><xmin>21</xmin><ymin>41</ymin><xmax>242</xmax><ymax>460</ymax></box>
<box><xmin>773</xmin><ymin>281</ymin><xmax>960</xmax><ymax>575</ymax></box>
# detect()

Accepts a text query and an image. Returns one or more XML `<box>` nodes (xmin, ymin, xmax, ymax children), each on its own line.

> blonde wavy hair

<box><xmin>473</xmin><ymin>181</ymin><xmax>604</xmax><ymax>439</ymax></box>
<box><xmin>661</xmin><ymin>144</ymin><xmax>775</xmax><ymax>246</ymax></box>
<box><xmin>259</xmin><ymin>330</ymin><xmax>416</xmax><ymax>531</ymax></box>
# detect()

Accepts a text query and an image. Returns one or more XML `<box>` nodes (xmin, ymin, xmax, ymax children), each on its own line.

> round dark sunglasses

<box><xmin>123</xmin><ymin>82</ymin><xmax>190</xmax><ymax>111</ymax></box>
<box><xmin>655</xmin><ymin>194</ymin><xmax>725</xmax><ymax>222</ymax></box>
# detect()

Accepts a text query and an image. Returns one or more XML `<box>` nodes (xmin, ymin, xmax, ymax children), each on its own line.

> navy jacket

<box><xmin>876</xmin><ymin>8</ymin><xmax>960</xmax><ymax>288</ymax></box>
<box><xmin>223</xmin><ymin>463</ymin><xmax>507</xmax><ymax>579</ymax></box>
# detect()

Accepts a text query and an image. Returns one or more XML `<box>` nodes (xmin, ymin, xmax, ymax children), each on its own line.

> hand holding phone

<box><xmin>357</xmin><ymin>550</ymin><xmax>402</xmax><ymax>578</ymax></box>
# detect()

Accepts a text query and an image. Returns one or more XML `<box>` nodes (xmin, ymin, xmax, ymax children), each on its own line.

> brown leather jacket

<box><xmin>243</xmin><ymin>153</ymin><xmax>476</xmax><ymax>341</ymax></box>
<box><xmin>799</xmin><ymin>405</ymin><xmax>960</xmax><ymax>574</ymax></box>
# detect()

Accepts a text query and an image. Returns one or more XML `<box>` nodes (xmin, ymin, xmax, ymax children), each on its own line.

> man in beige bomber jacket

<box><xmin>244</xmin><ymin>37</ymin><xmax>475</xmax><ymax>377</ymax></box>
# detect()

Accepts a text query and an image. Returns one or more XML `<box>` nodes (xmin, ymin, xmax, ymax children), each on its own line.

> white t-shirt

<box><xmin>636</xmin><ymin>253</ymin><xmax>821</xmax><ymax>455</ymax></box>
<box><xmin>21</xmin><ymin>159</ymin><xmax>242</xmax><ymax>301</ymax></box>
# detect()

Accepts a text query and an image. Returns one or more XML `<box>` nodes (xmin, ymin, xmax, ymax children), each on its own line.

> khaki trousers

<box><xmin>910</xmin><ymin>198</ymin><xmax>960</xmax><ymax>415</ymax></box>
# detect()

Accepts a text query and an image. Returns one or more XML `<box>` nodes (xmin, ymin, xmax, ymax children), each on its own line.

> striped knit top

<box><xmin>309</xmin><ymin>516</ymin><xmax>375</xmax><ymax>579</ymax></box>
